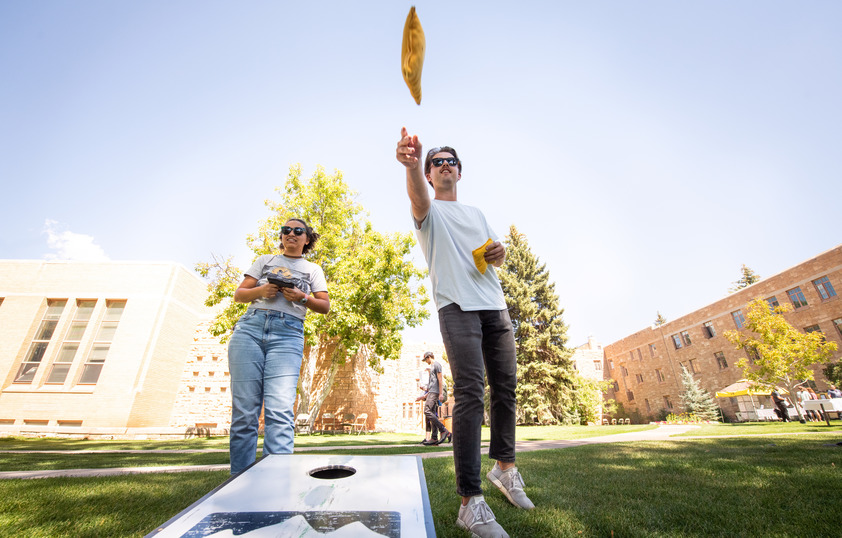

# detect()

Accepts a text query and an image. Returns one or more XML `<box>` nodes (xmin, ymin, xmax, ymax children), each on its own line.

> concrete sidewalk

<box><xmin>1</xmin><ymin>425</ymin><xmax>700</xmax><ymax>480</ymax></box>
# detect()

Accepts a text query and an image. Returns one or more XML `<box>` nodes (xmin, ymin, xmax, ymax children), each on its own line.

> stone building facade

<box><xmin>0</xmin><ymin>260</ymin><xmax>208</xmax><ymax>437</ymax></box>
<box><xmin>602</xmin><ymin>245</ymin><xmax>842</xmax><ymax>422</ymax></box>
<box><xmin>0</xmin><ymin>259</ymin><xmax>447</xmax><ymax>437</ymax></box>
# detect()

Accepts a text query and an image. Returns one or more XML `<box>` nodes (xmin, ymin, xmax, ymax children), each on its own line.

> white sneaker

<box><xmin>486</xmin><ymin>462</ymin><xmax>535</xmax><ymax>510</ymax></box>
<box><xmin>456</xmin><ymin>495</ymin><xmax>510</xmax><ymax>538</ymax></box>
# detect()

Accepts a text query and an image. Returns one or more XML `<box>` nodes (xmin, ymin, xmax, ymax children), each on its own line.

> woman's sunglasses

<box><xmin>431</xmin><ymin>157</ymin><xmax>458</xmax><ymax>167</ymax></box>
<box><xmin>280</xmin><ymin>226</ymin><xmax>306</xmax><ymax>236</ymax></box>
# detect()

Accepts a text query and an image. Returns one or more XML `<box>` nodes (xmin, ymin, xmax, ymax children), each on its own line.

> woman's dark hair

<box><xmin>281</xmin><ymin>218</ymin><xmax>319</xmax><ymax>255</ymax></box>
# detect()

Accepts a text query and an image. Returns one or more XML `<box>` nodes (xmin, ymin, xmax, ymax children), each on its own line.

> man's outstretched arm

<box><xmin>396</xmin><ymin>126</ymin><xmax>430</xmax><ymax>224</ymax></box>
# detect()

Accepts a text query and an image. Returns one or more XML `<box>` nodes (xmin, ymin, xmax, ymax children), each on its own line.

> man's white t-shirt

<box><xmin>414</xmin><ymin>199</ymin><xmax>507</xmax><ymax>312</ymax></box>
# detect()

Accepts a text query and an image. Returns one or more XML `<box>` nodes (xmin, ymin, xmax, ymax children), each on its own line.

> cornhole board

<box><xmin>147</xmin><ymin>454</ymin><xmax>435</xmax><ymax>537</ymax></box>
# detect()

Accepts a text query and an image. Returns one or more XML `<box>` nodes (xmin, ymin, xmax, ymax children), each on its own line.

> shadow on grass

<box><xmin>0</xmin><ymin>471</ymin><xmax>230</xmax><ymax>538</ymax></box>
<box><xmin>423</xmin><ymin>435</ymin><xmax>842</xmax><ymax>537</ymax></box>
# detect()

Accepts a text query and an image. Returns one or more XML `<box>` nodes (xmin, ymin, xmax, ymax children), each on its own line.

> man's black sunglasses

<box><xmin>280</xmin><ymin>226</ymin><xmax>306</xmax><ymax>236</ymax></box>
<box><xmin>431</xmin><ymin>157</ymin><xmax>458</xmax><ymax>167</ymax></box>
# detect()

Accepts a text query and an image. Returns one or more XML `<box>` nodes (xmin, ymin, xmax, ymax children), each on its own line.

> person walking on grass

<box><xmin>397</xmin><ymin>127</ymin><xmax>533</xmax><ymax>538</ymax></box>
<box><xmin>421</xmin><ymin>351</ymin><xmax>452</xmax><ymax>446</ymax></box>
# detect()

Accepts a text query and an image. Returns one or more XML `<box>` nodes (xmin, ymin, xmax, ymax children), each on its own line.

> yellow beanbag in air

<box><xmin>472</xmin><ymin>239</ymin><xmax>493</xmax><ymax>274</ymax></box>
<box><xmin>401</xmin><ymin>6</ymin><xmax>425</xmax><ymax>105</ymax></box>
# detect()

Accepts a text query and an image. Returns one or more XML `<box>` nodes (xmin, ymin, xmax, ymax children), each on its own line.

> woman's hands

<box><xmin>234</xmin><ymin>276</ymin><xmax>329</xmax><ymax>314</ymax></box>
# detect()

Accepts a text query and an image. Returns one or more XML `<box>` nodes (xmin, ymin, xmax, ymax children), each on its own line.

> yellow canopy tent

<box><xmin>715</xmin><ymin>379</ymin><xmax>777</xmax><ymax>398</ymax></box>
<box><xmin>715</xmin><ymin>380</ymin><xmax>787</xmax><ymax>421</ymax></box>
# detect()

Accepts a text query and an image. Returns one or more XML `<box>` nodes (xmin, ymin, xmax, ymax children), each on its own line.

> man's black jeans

<box><xmin>439</xmin><ymin>303</ymin><xmax>517</xmax><ymax>497</ymax></box>
<box><xmin>424</xmin><ymin>392</ymin><xmax>447</xmax><ymax>440</ymax></box>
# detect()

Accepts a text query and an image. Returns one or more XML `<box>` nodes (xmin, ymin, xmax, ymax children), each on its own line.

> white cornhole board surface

<box><xmin>148</xmin><ymin>454</ymin><xmax>435</xmax><ymax>537</ymax></box>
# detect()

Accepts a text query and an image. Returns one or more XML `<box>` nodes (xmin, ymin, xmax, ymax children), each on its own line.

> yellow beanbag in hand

<box><xmin>472</xmin><ymin>239</ymin><xmax>493</xmax><ymax>274</ymax></box>
<box><xmin>401</xmin><ymin>6</ymin><xmax>425</xmax><ymax>105</ymax></box>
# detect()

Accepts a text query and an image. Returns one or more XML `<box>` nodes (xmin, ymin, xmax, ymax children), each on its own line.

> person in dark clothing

<box><xmin>771</xmin><ymin>389</ymin><xmax>790</xmax><ymax>422</ymax></box>
<box><xmin>421</xmin><ymin>351</ymin><xmax>452</xmax><ymax>445</ymax></box>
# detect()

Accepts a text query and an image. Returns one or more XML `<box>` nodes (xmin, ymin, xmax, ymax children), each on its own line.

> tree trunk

<box><xmin>785</xmin><ymin>381</ymin><xmax>805</xmax><ymax>422</ymax></box>
<box><xmin>297</xmin><ymin>344</ymin><xmax>315</xmax><ymax>428</ymax></box>
<box><xmin>304</xmin><ymin>340</ymin><xmax>344</xmax><ymax>430</ymax></box>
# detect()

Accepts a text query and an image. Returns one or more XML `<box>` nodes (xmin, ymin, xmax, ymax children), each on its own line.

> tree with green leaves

<box><xmin>724</xmin><ymin>297</ymin><xmax>838</xmax><ymax>422</ymax></box>
<box><xmin>822</xmin><ymin>362</ymin><xmax>842</xmax><ymax>388</ymax></box>
<box><xmin>729</xmin><ymin>264</ymin><xmax>761</xmax><ymax>293</ymax></box>
<box><xmin>677</xmin><ymin>365</ymin><xmax>720</xmax><ymax>421</ymax></box>
<box><xmin>498</xmin><ymin>225</ymin><xmax>589</xmax><ymax>424</ymax></box>
<box><xmin>196</xmin><ymin>165</ymin><xmax>429</xmax><ymax>426</ymax></box>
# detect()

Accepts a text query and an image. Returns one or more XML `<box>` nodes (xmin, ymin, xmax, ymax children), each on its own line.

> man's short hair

<box><xmin>423</xmin><ymin>351</ymin><xmax>434</xmax><ymax>359</ymax></box>
<box><xmin>424</xmin><ymin>146</ymin><xmax>462</xmax><ymax>175</ymax></box>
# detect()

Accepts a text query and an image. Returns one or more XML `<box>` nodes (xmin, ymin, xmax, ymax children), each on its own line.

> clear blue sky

<box><xmin>2</xmin><ymin>1</ymin><xmax>840</xmax><ymax>348</ymax></box>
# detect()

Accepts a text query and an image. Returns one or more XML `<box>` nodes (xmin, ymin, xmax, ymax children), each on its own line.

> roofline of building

<box><xmin>0</xmin><ymin>259</ymin><xmax>207</xmax><ymax>285</ymax></box>
<box><xmin>606</xmin><ymin>243</ymin><xmax>842</xmax><ymax>350</ymax></box>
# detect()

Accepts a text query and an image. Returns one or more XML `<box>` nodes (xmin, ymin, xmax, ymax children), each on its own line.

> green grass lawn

<box><xmin>673</xmin><ymin>420</ymin><xmax>842</xmax><ymax>437</ymax></box>
<box><xmin>1</xmin><ymin>423</ymin><xmax>841</xmax><ymax>537</ymax></box>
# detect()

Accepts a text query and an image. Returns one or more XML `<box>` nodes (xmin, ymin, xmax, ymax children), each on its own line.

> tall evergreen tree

<box><xmin>677</xmin><ymin>365</ymin><xmax>720</xmax><ymax>421</ymax></box>
<box><xmin>498</xmin><ymin>225</ymin><xmax>582</xmax><ymax>424</ymax></box>
<box><xmin>729</xmin><ymin>264</ymin><xmax>761</xmax><ymax>293</ymax></box>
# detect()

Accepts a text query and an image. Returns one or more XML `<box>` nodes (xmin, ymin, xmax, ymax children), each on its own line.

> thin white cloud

<box><xmin>43</xmin><ymin>219</ymin><xmax>110</xmax><ymax>262</ymax></box>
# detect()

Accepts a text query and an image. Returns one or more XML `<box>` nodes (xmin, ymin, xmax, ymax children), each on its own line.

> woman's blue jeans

<box><xmin>227</xmin><ymin>309</ymin><xmax>304</xmax><ymax>474</ymax></box>
<box><xmin>438</xmin><ymin>303</ymin><xmax>517</xmax><ymax>497</ymax></box>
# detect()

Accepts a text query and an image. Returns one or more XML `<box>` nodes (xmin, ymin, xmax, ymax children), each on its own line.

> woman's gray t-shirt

<box><xmin>244</xmin><ymin>254</ymin><xmax>328</xmax><ymax>320</ymax></box>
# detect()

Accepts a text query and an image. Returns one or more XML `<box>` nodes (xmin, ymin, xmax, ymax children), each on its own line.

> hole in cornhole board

<box><xmin>309</xmin><ymin>465</ymin><xmax>357</xmax><ymax>480</ymax></box>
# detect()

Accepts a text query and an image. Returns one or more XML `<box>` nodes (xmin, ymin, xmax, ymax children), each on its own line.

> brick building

<box><xmin>0</xmin><ymin>260</ymin><xmax>445</xmax><ymax>437</ymax></box>
<box><xmin>602</xmin><ymin>245</ymin><xmax>842</xmax><ymax>422</ymax></box>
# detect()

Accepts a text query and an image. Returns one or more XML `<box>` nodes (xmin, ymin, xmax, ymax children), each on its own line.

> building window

<box><xmin>715</xmin><ymin>352</ymin><xmax>728</xmax><ymax>369</ymax></box>
<box><xmin>746</xmin><ymin>348</ymin><xmax>760</xmax><ymax>364</ymax></box>
<box><xmin>813</xmin><ymin>276</ymin><xmax>837</xmax><ymax>301</ymax></box>
<box><xmin>626</xmin><ymin>390</ymin><xmax>635</xmax><ymax>402</ymax></box>
<box><xmin>681</xmin><ymin>331</ymin><xmax>692</xmax><ymax>346</ymax></box>
<box><xmin>671</xmin><ymin>334</ymin><xmax>682</xmax><ymax>349</ymax></box>
<box><xmin>78</xmin><ymin>300</ymin><xmax>126</xmax><ymax>384</ymax></box>
<box><xmin>613</xmin><ymin>381</ymin><xmax>620</xmax><ymax>392</ymax></box>
<box><xmin>787</xmin><ymin>287</ymin><xmax>808</xmax><ymax>308</ymax></box>
<box><xmin>46</xmin><ymin>300</ymin><xmax>97</xmax><ymax>384</ymax></box>
<box><xmin>649</xmin><ymin>343</ymin><xmax>656</xmax><ymax>357</ymax></box>
<box><xmin>629</xmin><ymin>351</ymin><xmax>635</xmax><ymax>361</ymax></box>
<box><xmin>834</xmin><ymin>318</ymin><xmax>842</xmax><ymax>338</ymax></box>
<box><xmin>702</xmin><ymin>321</ymin><xmax>716</xmax><ymax>338</ymax></box>
<box><xmin>593</xmin><ymin>360</ymin><xmax>603</xmax><ymax>371</ymax></box>
<box><xmin>15</xmin><ymin>299</ymin><xmax>67</xmax><ymax>383</ymax></box>
<box><xmin>766</xmin><ymin>296</ymin><xmax>779</xmax><ymax>310</ymax></box>
<box><xmin>635</xmin><ymin>373</ymin><xmax>644</xmax><ymax>384</ymax></box>
<box><xmin>689</xmin><ymin>359</ymin><xmax>699</xmax><ymax>374</ymax></box>
<box><xmin>608</xmin><ymin>359</ymin><xmax>614</xmax><ymax>371</ymax></box>
<box><xmin>197</xmin><ymin>356</ymin><xmax>204</xmax><ymax>361</ymax></box>
<box><xmin>621</xmin><ymin>365</ymin><xmax>629</xmax><ymax>377</ymax></box>
<box><xmin>655</xmin><ymin>368</ymin><xmax>665</xmax><ymax>383</ymax></box>
<box><xmin>731</xmin><ymin>310</ymin><xmax>746</xmax><ymax>329</ymax></box>
<box><xmin>803</xmin><ymin>325</ymin><xmax>825</xmax><ymax>341</ymax></box>
<box><xmin>663</xmin><ymin>396</ymin><xmax>673</xmax><ymax>410</ymax></box>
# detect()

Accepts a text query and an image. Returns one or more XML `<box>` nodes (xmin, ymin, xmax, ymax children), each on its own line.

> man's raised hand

<box><xmin>397</xmin><ymin>126</ymin><xmax>422</xmax><ymax>170</ymax></box>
